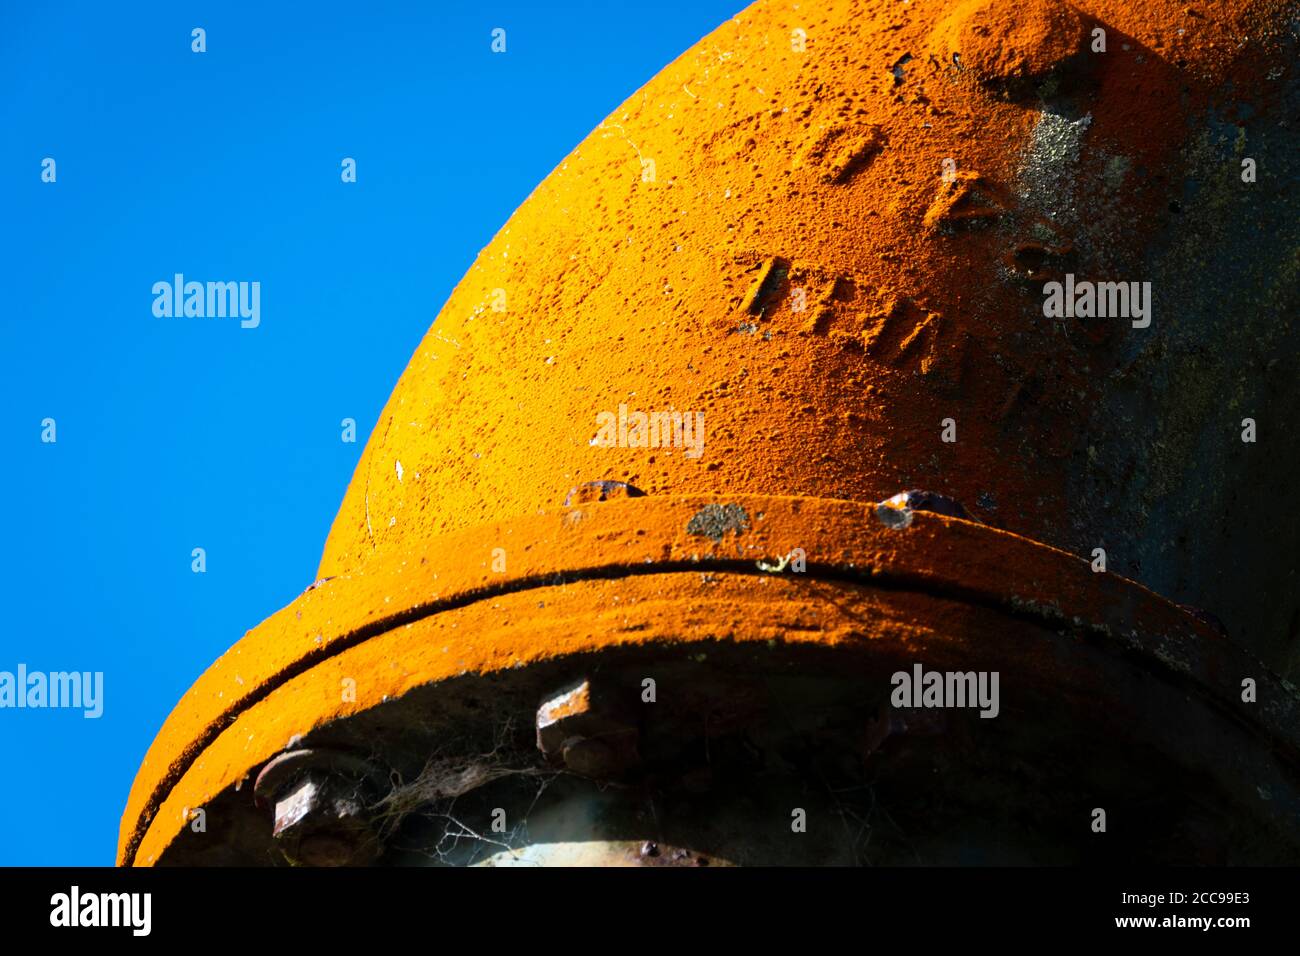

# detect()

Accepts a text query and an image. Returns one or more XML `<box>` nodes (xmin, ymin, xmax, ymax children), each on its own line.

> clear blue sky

<box><xmin>0</xmin><ymin>0</ymin><xmax>740</xmax><ymax>865</ymax></box>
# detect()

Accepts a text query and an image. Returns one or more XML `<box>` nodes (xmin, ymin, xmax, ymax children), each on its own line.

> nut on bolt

<box><xmin>253</xmin><ymin>748</ymin><xmax>382</xmax><ymax>867</ymax></box>
<box><xmin>536</xmin><ymin>678</ymin><xmax>639</xmax><ymax>778</ymax></box>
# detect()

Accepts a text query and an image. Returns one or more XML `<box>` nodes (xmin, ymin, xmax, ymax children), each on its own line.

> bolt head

<box><xmin>269</xmin><ymin>772</ymin><xmax>380</xmax><ymax>866</ymax></box>
<box><xmin>272</xmin><ymin>777</ymin><xmax>323</xmax><ymax>837</ymax></box>
<box><xmin>536</xmin><ymin>679</ymin><xmax>640</xmax><ymax>777</ymax></box>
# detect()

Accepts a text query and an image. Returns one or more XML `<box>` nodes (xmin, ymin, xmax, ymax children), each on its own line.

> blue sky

<box><xmin>0</xmin><ymin>0</ymin><xmax>739</xmax><ymax>865</ymax></box>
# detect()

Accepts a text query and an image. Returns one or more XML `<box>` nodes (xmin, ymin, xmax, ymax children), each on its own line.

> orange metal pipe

<box><xmin>120</xmin><ymin>0</ymin><xmax>1300</xmax><ymax>865</ymax></box>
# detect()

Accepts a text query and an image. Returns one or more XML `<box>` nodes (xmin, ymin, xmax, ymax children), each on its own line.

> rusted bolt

<box><xmin>536</xmin><ymin>678</ymin><xmax>639</xmax><ymax>778</ymax></box>
<box><xmin>253</xmin><ymin>749</ymin><xmax>382</xmax><ymax>866</ymax></box>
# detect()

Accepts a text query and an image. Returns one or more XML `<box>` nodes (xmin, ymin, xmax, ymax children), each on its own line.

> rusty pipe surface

<box><xmin>120</xmin><ymin>0</ymin><xmax>1300</xmax><ymax>866</ymax></box>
